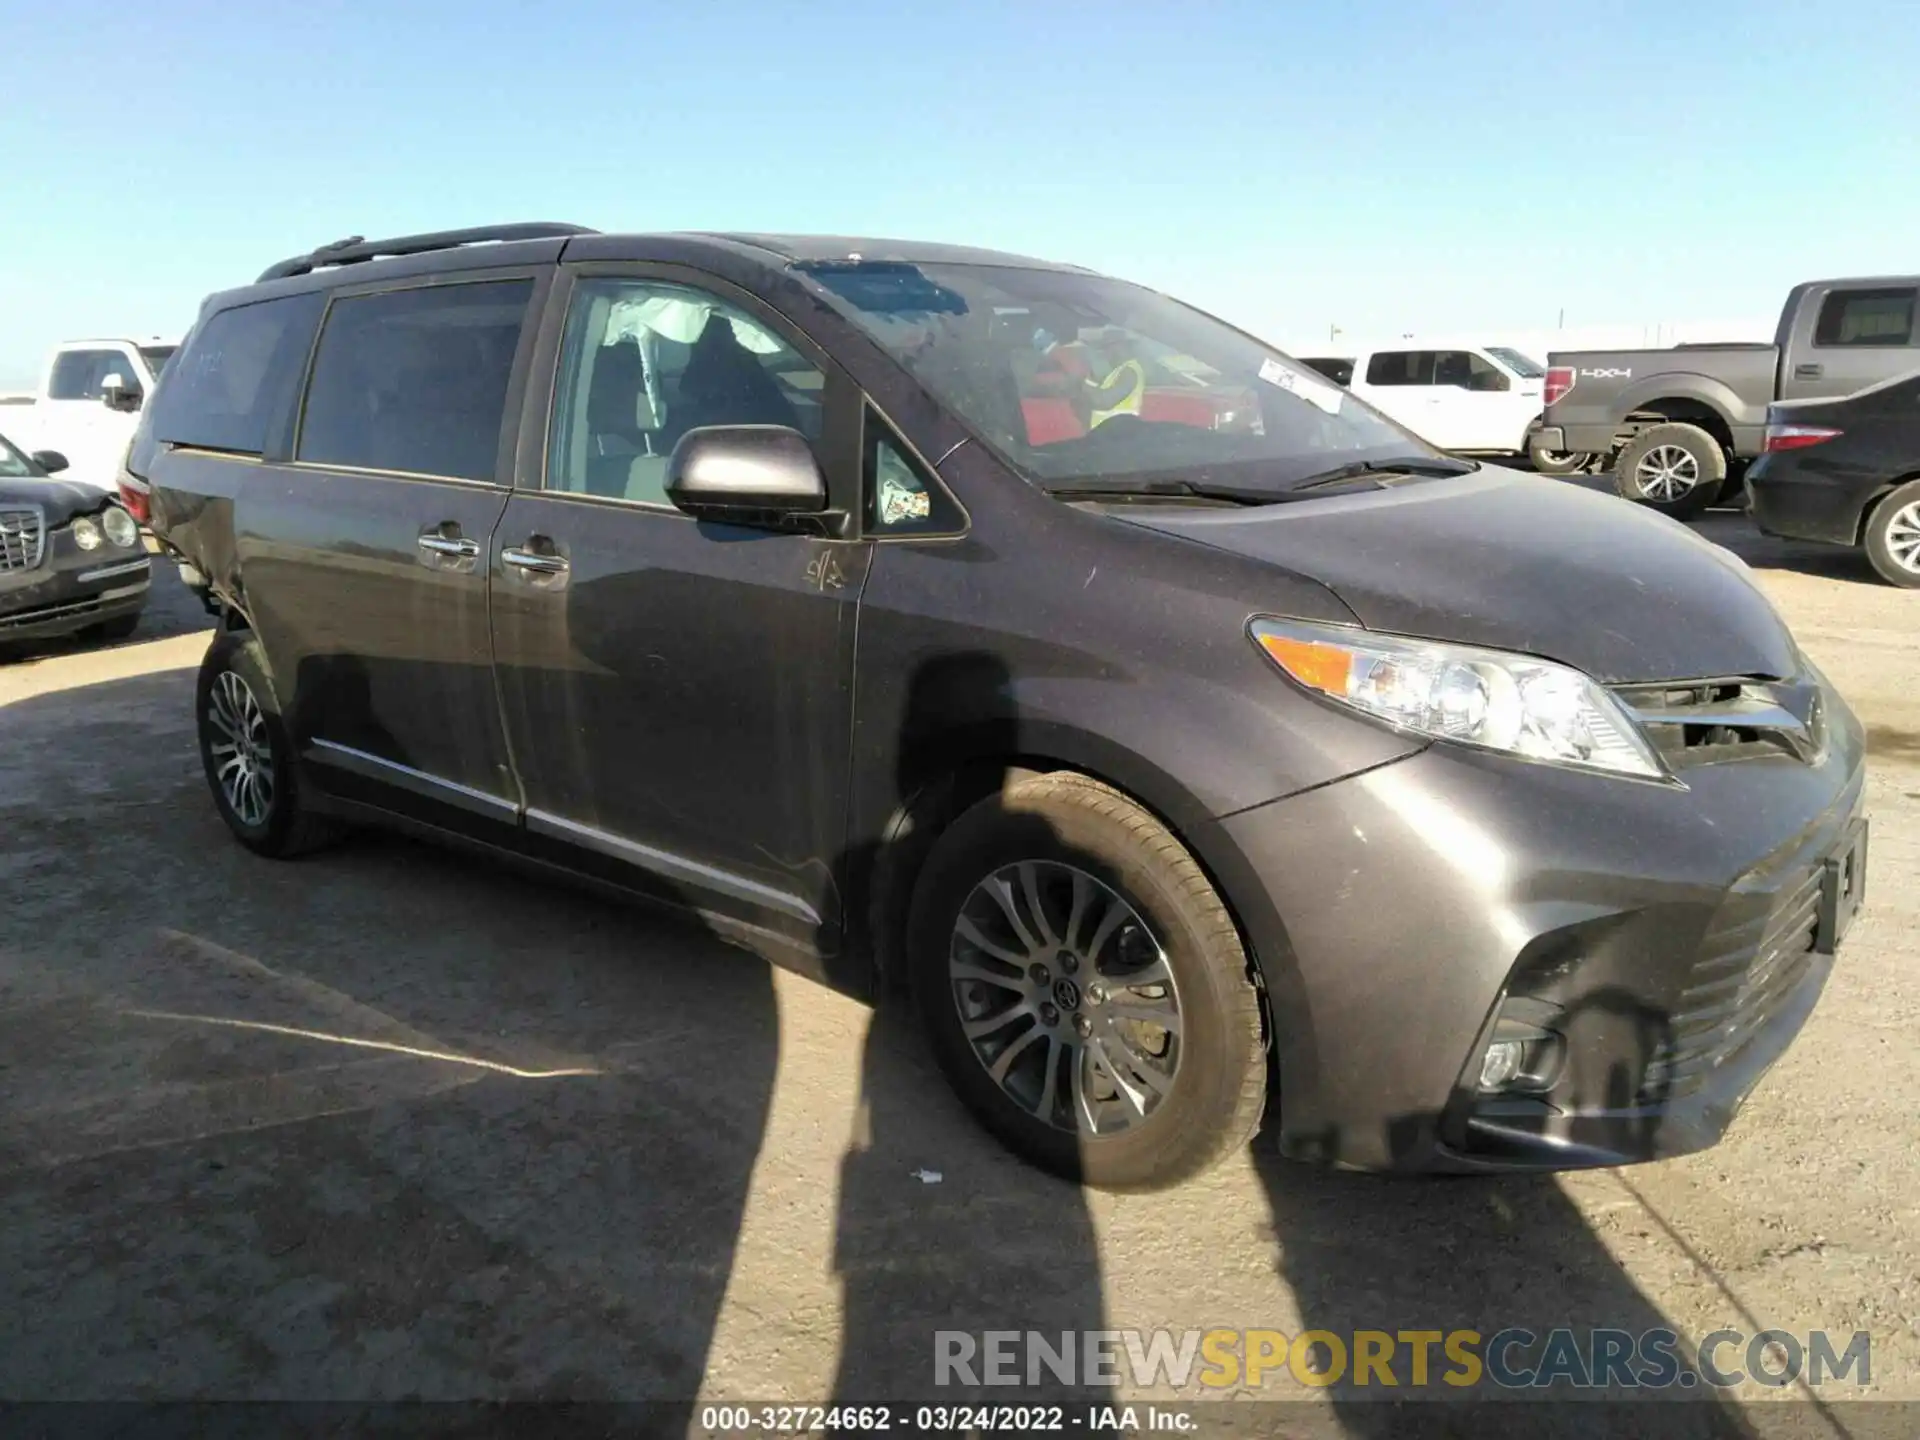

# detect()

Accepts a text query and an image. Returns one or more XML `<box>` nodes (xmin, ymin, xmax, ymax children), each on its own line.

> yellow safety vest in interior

<box><xmin>1088</xmin><ymin>359</ymin><xmax>1148</xmax><ymax>427</ymax></box>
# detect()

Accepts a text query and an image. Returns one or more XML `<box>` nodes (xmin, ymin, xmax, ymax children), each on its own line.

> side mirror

<box><xmin>100</xmin><ymin>374</ymin><xmax>141</xmax><ymax>412</ymax></box>
<box><xmin>665</xmin><ymin>425</ymin><xmax>829</xmax><ymax>526</ymax></box>
<box><xmin>30</xmin><ymin>450</ymin><xmax>69</xmax><ymax>475</ymax></box>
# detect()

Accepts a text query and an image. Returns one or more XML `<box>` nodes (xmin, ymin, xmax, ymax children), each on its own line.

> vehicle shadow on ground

<box><xmin>0</xmin><ymin>657</ymin><xmax>1110</xmax><ymax>1421</ymax></box>
<box><xmin>2</xmin><ymin>655</ymin><xmax>1764</xmax><ymax>1439</ymax></box>
<box><xmin>1250</xmin><ymin>989</ymin><xmax>1759</xmax><ymax>1439</ymax></box>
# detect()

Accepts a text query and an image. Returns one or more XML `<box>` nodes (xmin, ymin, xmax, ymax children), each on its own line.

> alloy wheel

<box><xmin>948</xmin><ymin>860</ymin><xmax>1182</xmax><ymax>1138</ymax></box>
<box><xmin>207</xmin><ymin>669</ymin><xmax>275</xmax><ymax>827</ymax></box>
<box><xmin>1885</xmin><ymin>501</ymin><xmax>1920</xmax><ymax>575</ymax></box>
<box><xmin>1633</xmin><ymin>444</ymin><xmax>1701</xmax><ymax>502</ymax></box>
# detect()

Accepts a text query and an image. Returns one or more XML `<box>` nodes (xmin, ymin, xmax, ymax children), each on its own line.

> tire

<box><xmin>84</xmin><ymin>613</ymin><xmax>141</xmax><ymax>643</ymax></box>
<box><xmin>196</xmin><ymin>631</ymin><xmax>342</xmax><ymax>858</ymax></box>
<box><xmin>1864</xmin><ymin>479</ymin><xmax>1920</xmax><ymax>589</ymax></box>
<box><xmin>907</xmin><ymin>771</ymin><xmax>1266</xmax><ymax>1191</ymax></box>
<box><xmin>1612</xmin><ymin>422</ymin><xmax>1726</xmax><ymax>521</ymax></box>
<box><xmin>1527</xmin><ymin>445</ymin><xmax>1594</xmax><ymax>476</ymax></box>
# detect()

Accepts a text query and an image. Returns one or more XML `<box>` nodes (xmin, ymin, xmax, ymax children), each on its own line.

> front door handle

<box><xmin>417</xmin><ymin>533</ymin><xmax>481</xmax><ymax>558</ymax></box>
<box><xmin>501</xmin><ymin>547</ymin><xmax>569</xmax><ymax>576</ymax></box>
<box><xmin>1794</xmin><ymin>362</ymin><xmax>1823</xmax><ymax>379</ymax></box>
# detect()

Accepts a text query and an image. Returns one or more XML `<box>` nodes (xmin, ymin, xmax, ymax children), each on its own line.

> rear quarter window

<box><xmin>148</xmin><ymin>292</ymin><xmax>325</xmax><ymax>454</ymax></box>
<box><xmin>1813</xmin><ymin>287</ymin><xmax>1916</xmax><ymax>348</ymax></box>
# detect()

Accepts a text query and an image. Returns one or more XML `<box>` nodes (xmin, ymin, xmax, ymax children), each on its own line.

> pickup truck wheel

<box><xmin>1864</xmin><ymin>480</ymin><xmax>1920</xmax><ymax>589</ymax></box>
<box><xmin>907</xmin><ymin>772</ymin><xmax>1267</xmax><ymax>1192</ymax></box>
<box><xmin>1528</xmin><ymin>447</ymin><xmax>1594</xmax><ymax>476</ymax></box>
<box><xmin>1613</xmin><ymin>423</ymin><xmax>1725</xmax><ymax>521</ymax></box>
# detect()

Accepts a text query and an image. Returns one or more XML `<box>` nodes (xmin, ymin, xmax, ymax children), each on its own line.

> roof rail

<box><xmin>257</xmin><ymin>222</ymin><xmax>598</xmax><ymax>283</ymax></box>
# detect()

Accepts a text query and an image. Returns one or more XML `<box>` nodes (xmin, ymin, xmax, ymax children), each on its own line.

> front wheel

<box><xmin>907</xmin><ymin>772</ymin><xmax>1267</xmax><ymax>1191</ymax></box>
<box><xmin>1612</xmin><ymin>422</ymin><xmax>1726</xmax><ymax>521</ymax></box>
<box><xmin>1864</xmin><ymin>479</ymin><xmax>1920</xmax><ymax>588</ymax></box>
<box><xmin>196</xmin><ymin>632</ymin><xmax>342</xmax><ymax>858</ymax></box>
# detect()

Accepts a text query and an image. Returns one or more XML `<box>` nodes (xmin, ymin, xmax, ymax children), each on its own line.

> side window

<box><xmin>1434</xmin><ymin>350</ymin><xmax>1510</xmax><ymax>392</ymax></box>
<box><xmin>1365</xmin><ymin>351</ymin><xmax>1435</xmax><ymax>386</ymax></box>
<box><xmin>547</xmin><ymin>278</ymin><xmax>826</xmax><ymax>506</ymax></box>
<box><xmin>148</xmin><ymin>292</ymin><xmax>325</xmax><ymax>455</ymax></box>
<box><xmin>48</xmin><ymin>350</ymin><xmax>127</xmax><ymax>401</ymax></box>
<box><xmin>865</xmin><ymin>410</ymin><xmax>965</xmax><ymax>537</ymax></box>
<box><xmin>298</xmin><ymin>279</ymin><xmax>533</xmax><ymax>482</ymax></box>
<box><xmin>1813</xmin><ymin>288</ymin><xmax>1916</xmax><ymax>347</ymax></box>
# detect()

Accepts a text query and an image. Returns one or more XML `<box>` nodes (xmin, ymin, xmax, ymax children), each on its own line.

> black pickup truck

<box><xmin>1532</xmin><ymin>276</ymin><xmax>1920</xmax><ymax>518</ymax></box>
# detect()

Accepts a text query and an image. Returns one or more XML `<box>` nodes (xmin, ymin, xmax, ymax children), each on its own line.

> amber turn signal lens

<box><xmin>1255</xmin><ymin>631</ymin><xmax>1354</xmax><ymax>694</ymax></box>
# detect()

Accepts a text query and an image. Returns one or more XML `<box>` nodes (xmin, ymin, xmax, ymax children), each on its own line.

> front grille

<box><xmin>1641</xmin><ymin>865</ymin><xmax>1823</xmax><ymax>1100</ymax></box>
<box><xmin>1614</xmin><ymin>674</ymin><xmax>1826</xmax><ymax>767</ymax></box>
<box><xmin>0</xmin><ymin>505</ymin><xmax>45</xmax><ymax>572</ymax></box>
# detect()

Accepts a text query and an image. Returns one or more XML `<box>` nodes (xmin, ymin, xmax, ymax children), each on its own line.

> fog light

<box><xmin>1479</xmin><ymin>1040</ymin><xmax>1525</xmax><ymax>1091</ymax></box>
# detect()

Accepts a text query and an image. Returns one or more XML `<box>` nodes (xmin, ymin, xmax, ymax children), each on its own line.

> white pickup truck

<box><xmin>0</xmin><ymin>338</ymin><xmax>178</xmax><ymax>493</ymax></box>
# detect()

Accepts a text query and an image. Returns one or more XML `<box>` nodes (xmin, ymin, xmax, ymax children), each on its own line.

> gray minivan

<box><xmin>131</xmin><ymin>224</ymin><xmax>1869</xmax><ymax>1189</ymax></box>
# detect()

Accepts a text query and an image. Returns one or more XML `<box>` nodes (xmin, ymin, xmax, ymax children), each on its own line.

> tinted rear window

<box><xmin>297</xmin><ymin>280</ymin><xmax>532</xmax><ymax>482</ymax></box>
<box><xmin>148</xmin><ymin>293</ymin><xmax>324</xmax><ymax>454</ymax></box>
<box><xmin>1299</xmin><ymin>357</ymin><xmax>1354</xmax><ymax>387</ymax></box>
<box><xmin>1813</xmin><ymin>288</ymin><xmax>1916</xmax><ymax>347</ymax></box>
<box><xmin>1365</xmin><ymin>351</ymin><xmax>1435</xmax><ymax>386</ymax></box>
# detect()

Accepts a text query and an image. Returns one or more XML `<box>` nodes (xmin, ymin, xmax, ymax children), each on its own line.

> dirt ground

<box><xmin>1</xmin><ymin>511</ymin><xmax>1914</xmax><ymax>1433</ymax></box>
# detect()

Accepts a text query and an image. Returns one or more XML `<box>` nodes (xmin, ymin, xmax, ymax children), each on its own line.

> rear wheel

<box><xmin>1864</xmin><ymin>479</ymin><xmax>1920</xmax><ymax>588</ymax></box>
<box><xmin>907</xmin><ymin>772</ymin><xmax>1266</xmax><ymax>1191</ymax></box>
<box><xmin>1612</xmin><ymin>422</ymin><xmax>1726</xmax><ymax>521</ymax></box>
<box><xmin>196</xmin><ymin>632</ymin><xmax>342</xmax><ymax>857</ymax></box>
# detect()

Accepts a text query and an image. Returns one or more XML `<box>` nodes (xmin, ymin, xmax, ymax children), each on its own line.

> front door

<box><xmin>1428</xmin><ymin>348</ymin><xmax>1527</xmax><ymax>451</ymax></box>
<box><xmin>237</xmin><ymin>272</ymin><xmax>544</xmax><ymax>824</ymax></box>
<box><xmin>490</xmin><ymin>269</ymin><xmax>868</xmax><ymax>946</ymax></box>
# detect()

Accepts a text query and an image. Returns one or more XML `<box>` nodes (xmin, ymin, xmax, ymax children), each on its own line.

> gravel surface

<box><xmin>1</xmin><ymin>511</ymin><xmax>1913</xmax><ymax>1430</ymax></box>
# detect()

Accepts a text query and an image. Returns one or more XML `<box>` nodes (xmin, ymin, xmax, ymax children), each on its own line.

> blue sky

<box><xmin>2</xmin><ymin>0</ymin><xmax>1914</xmax><ymax>387</ymax></box>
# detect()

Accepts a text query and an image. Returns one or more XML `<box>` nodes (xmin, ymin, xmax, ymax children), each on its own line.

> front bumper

<box><xmin>1196</xmin><ymin>682</ymin><xmax>1867</xmax><ymax>1173</ymax></box>
<box><xmin>0</xmin><ymin>527</ymin><xmax>150</xmax><ymax>641</ymax></box>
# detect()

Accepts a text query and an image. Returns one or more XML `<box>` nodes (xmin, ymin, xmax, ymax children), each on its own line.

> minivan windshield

<box><xmin>798</xmin><ymin>261</ymin><xmax>1455</xmax><ymax>496</ymax></box>
<box><xmin>1485</xmin><ymin>347</ymin><xmax>1545</xmax><ymax>378</ymax></box>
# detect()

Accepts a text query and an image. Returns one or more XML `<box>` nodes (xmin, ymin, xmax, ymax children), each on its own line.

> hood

<box><xmin>0</xmin><ymin>475</ymin><xmax>119</xmax><ymax>527</ymax></box>
<box><xmin>1115</xmin><ymin>467</ymin><xmax>1797</xmax><ymax>684</ymax></box>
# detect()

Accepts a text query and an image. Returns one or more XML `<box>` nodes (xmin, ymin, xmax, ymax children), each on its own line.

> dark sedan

<box><xmin>0</xmin><ymin>433</ymin><xmax>151</xmax><ymax>646</ymax></box>
<box><xmin>1748</xmin><ymin>371</ymin><xmax>1920</xmax><ymax>588</ymax></box>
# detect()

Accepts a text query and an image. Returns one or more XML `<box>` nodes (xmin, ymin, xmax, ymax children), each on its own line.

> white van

<box><xmin>6</xmin><ymin>339</ymin><xmax>178</xmax><ymax>492</ymax></box>
<box><xmin>1297</xmin><ymin>343</ymin><xmax>1554</xmax><ymax>460</ymax></box>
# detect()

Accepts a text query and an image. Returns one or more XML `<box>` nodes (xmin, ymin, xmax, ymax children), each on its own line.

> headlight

<box><xmin>71</xmin><ymin>516</ymin><xmax>103</xmax><ymax>550</ymax></box>
<box><xmin>102</xmin><ymin>505</ymin><xmax>139</xmax><ymax>548</ymax></box>
<box><xmin>1250</xmin><ymin>617</ymin><xmax>1666</xmax><ymax>780</ymax></box>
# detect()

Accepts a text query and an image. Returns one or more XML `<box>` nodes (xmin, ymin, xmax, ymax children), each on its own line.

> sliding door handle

<box><xmin>501</xmin><ymin>547</ymin><xmax>569</xmax><ymax>576</ymax></box>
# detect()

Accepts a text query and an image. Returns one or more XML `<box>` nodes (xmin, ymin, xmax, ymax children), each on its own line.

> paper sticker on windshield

<box><xmin>1258</xmin><ymin>358</ymin><xmax>1342</xmax><ymax>415</ymax></box>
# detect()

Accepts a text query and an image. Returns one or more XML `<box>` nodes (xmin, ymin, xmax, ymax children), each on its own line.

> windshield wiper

<box><xmin>1289</xmin><ymin>456</ymin><xmax>1478</xmax><ymax>491</ymax></box>
<box><xmin>1044</xmin><ymin>478</ymin><xmax>1265</xmax><ymax>505</ymax></box>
